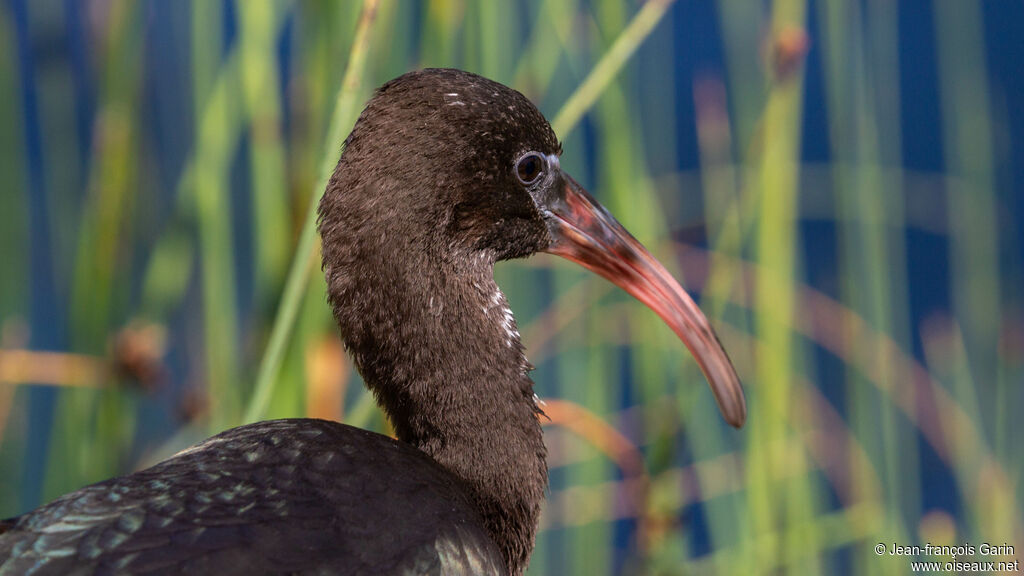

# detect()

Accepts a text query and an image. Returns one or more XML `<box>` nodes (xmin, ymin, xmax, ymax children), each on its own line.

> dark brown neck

<box><xmin>323</xmin><ymin>243</ymin><xmax>547</xmax><ymax>575</ymax></box>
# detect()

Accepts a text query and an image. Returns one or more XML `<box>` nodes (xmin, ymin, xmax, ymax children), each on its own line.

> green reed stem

<box><xmin>193</xmin><ymin>0</ymin><xmax>242</xmax><ymax>431</ymax></box>
<box><xmin>245</xmin><ymin>0</ymin><xmax>382</xmax><ymax>424</ymax></box>
<box><xmin>934</xmin><ymin>0</ymin><xmax>1005</xmax><ymax>501</ymax></box>
<box><xmin>550</xmin><ymin>0</ymin><xmax>676</xmax><ymax>137</ymax></box>
<box><xmin>239</xmin><ymin>2</ymin><xmax>291</xmax><ymax>301</ymax></box>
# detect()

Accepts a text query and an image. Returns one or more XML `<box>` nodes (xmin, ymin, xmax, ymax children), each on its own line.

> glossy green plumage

<box><xmin>0</xmin><ymin>419</ymin><xmax>505</xmax><ymax>575</ymax></box>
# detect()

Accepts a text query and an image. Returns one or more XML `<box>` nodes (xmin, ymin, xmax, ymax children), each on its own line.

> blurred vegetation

<box><xmin>1</xmin><ymin>1</ymin><xmax>1021</xmax><ymax>575</ymax></box>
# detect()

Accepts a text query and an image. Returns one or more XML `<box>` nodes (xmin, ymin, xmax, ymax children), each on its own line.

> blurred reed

<box><xmin>0</xmin><ymin>1</ymin><xmax>1020</xmax><ymax>575</ymax></box>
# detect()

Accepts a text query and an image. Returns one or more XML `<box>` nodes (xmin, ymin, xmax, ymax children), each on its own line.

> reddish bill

<box><xmin>543</xmin><ymin>175</ymin><xmax>746</xmax><ymax>428</ymax></box>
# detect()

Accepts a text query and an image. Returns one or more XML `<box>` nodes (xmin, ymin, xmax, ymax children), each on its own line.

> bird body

<box><xmin>1</xmin><ymin>420</ymin><xmax>505</xmax><ymax>575</ymax></box>
<box><xmin>1</xmin><ymin>69</ymin><xmax>744</xmax><ymax>575</ymax></box>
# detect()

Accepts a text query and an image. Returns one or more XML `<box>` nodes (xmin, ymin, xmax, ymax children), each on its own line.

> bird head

<box><xmin>319</xmin><ymin>68</ymin><xmax>746</xmax><ymax>428</ymax></box>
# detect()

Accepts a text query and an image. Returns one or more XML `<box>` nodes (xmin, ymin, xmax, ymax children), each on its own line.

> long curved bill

<box><xmin>542</xmin><ymin>174</ymin><xmax>746</xmax><ymax>428</ymax></box>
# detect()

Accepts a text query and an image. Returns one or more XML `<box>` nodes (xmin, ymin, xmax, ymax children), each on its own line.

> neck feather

<box><xmin>323</xmin><ymin>246</ymin><xmax>547</xmax><ymax>575</ymax></box>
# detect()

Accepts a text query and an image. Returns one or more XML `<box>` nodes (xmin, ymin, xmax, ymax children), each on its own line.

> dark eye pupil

<box><xmin>516</xmin><ymin>154</ymin><xmax>544</xmax><ymax>184</ymax></box>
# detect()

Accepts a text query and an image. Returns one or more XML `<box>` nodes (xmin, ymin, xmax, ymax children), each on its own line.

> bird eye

<box><xmin>515</xmin><ymin>153</ymin><xmax>545</xmax><ymax>186</ymax></box>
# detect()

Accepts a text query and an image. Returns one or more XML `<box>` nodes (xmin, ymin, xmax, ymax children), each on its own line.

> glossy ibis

<box><xmin>0</xmin><ymin>68</ymin><xmax>745</xmax><ymax>576</ymax></box>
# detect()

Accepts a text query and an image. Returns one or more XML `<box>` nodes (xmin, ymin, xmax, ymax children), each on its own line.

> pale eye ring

<box><xmin>515</xmin><ymin>152</ymin><xmax>546</xmax><ymax>186</ymax></box>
